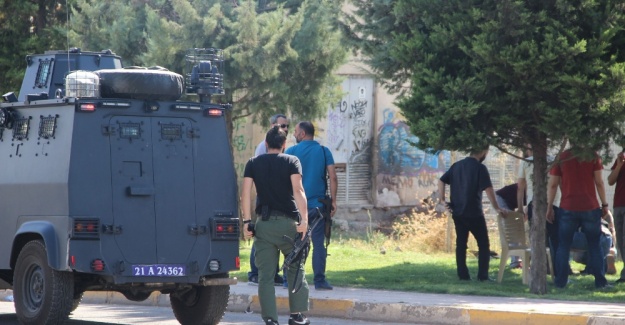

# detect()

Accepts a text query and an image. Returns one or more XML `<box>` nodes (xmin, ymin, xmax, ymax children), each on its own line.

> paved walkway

<box><xmin>2</xmin><ymin>282</ymin><xmax>625</xmax><ymax>324</ymax></box>
<box><xmin>227</xmin><ymin>283</ymin><xmax>625</xmax><ymax>324</ymax></box>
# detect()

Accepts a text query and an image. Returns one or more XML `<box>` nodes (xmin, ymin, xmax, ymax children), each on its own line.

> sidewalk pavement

<box><xmin>2</xmin><ymin>282</ymin><xmax>625</xmax><ymax>324</ymax></box>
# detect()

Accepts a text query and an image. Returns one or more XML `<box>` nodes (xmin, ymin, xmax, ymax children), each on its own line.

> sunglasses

<box><xmin>278</xmin><ymin>124</ymin><xmax>289</xmax><ymax>129</ymax></box>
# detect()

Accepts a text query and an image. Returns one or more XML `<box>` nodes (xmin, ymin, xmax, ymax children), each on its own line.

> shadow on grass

<box><xmin>322</xmin><ymin>260</ymin><xmax>625</xmax><ymax>303</ymax></box>
<box><xmin>236</xmin><ymin>241</ymin><xmax>625</xmax><ymax>303</ymax></box>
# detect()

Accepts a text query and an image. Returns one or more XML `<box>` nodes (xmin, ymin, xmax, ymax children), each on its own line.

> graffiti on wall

<box><xmin>325</xmin><ymin>97</ymin><xmax>373</xmax><ymax>164</ymax></box>
<box><xmin>325</xmin><ymin>101</ymin><xmax>348</xmax><ymax>156</ymax></box>
<box><xmin>349</xmin><ymin>99</ymin><xmax>372</xmax><ymax>164</ymax></box>
<box><xmin>232</xmin><ymin>116</ymin><xmax>253</xmax><ymax>178</ymax></box>
<box><xmin>323</xmin><ymin>81</ymin><xmax>374</xmax><ymax>204</ymax></box>
<box><xmin>376</xmin><ymin>108</ymin><xmax>450</xmax><ymax>207</ymax></box>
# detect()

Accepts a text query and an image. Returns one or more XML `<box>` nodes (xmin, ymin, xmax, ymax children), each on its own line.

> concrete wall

<box><xmin>232</xmin><ymin>54</ymin><xmax>623</xmax><ymax>230</ymax></box>
<box><xmin>230</xmin><ymin>58</ymin><xmax>520</xmax><ymax>229</ymax></box>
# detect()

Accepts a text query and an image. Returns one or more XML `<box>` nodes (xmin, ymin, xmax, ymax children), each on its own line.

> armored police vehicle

<box><xmin>0</xmin><ymin>48</ymin><xmax>240</xmax><ymax>325</ymax></box>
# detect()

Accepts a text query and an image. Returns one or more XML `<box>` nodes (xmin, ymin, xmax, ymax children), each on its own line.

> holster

<box><xmin>317</xmin><ymin>197</ymin><xmax>333</xmax><ymax>247</ymax></box>
<box><xmin>318</xmin><ymin>196</ymin><xmax>332</xmax><ymax>215</ymax></box>
<box><xmin>261</xmin><ymin>205</ymin><xmax>270</xmax><ymax>221</ymax></box>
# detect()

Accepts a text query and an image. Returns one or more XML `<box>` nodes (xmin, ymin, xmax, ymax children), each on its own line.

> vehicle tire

<box><xmin>121</xmin><ymin>290</ymin><xmax>152</xmax><ymax>302</ymax></box>
<box><xmin>96</xmin><ymin>68</ymin><xmax>184</xmax><ymax>101</ymax></box>
<box><xmin>70</xmin><ymin>292</ymin><xmax>83</xmax><ymax>312</ymax></box>
<box><xmin>13</xmin><ymin>240</ymin><xmax>74</xmax><ymax>325</ymax></box>
<box><xmin>170</xmin><ymin>275</ymin><xmax>230</xmax><ymax>325</ymax></box>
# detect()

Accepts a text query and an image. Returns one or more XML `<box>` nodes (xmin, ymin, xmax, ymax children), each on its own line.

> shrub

<box><xmin>387</xmin><ymin>198</ymin><xmax>501</xmax><ymax>254</ymax></box>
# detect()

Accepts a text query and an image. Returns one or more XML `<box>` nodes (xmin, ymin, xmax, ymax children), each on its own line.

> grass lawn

<box><xmin>235</xmin><ymin>238</ymin><xmax>625</xmax><ymax>303</ymax></box>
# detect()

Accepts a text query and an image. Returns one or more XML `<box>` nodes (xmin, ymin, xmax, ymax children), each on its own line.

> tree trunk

<box><xmin>529</xmin><ymin>137</ymin><xmax>549</xmax><ymax>294</ymax></box>
<box><xmin>36</xmin><ymin>0</ymin><xmax>48</xmax><ymax>34</ymax></box>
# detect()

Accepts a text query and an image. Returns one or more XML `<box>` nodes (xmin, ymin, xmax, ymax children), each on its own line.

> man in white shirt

<box><xmin>254</xmin><ymin>114</ymin><xmax>289</xmax><ymax>156</ymax></box>
<box><xmin>248</xmin><ymin>114</ymin><xmax>290</xmax><ymax>286</ymax></box>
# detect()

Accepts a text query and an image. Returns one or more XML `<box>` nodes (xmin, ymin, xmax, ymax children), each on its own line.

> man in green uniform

<box><xmin>242</xmin><ymin>126</ymin><xmax>311</xmax><ymax>325</ymax></box>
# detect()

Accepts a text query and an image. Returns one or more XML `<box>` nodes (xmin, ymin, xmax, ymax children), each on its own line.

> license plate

<box><xmin>131</xmin><ymin>264</ymin><xmax>186</xmax><ymax>277</ymax></box>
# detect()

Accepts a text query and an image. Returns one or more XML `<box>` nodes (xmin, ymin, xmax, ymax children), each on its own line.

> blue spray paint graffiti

<box><xmin>377</xmin><ymin>109</ymin><xmax>450</xmax><ymax>176</ymax></box>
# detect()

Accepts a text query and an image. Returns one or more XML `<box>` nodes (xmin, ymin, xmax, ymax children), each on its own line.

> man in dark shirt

<box><xmin>496</xmin><ymin>183</ymin><xmax>524</xmax><ymax>268</ymax></box>
<box><xmin>241</xmin><ymin>126</ymin><xmax>311</xmax><ymax>325</ymax></box>
<box><xmin>496</xmin><ymin>183</ymin><xmax>520</xmax><ymax>211</ymax></box>
<box><xmin>438</xmin><ymin>146</ymin><xmax>504</xmax><ymax>281</ymax></box>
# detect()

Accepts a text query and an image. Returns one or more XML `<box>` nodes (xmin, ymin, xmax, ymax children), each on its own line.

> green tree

<box><xmin>69</xmin><ymin>0</ymin><xmax>347</xmax><ymax>127</ymax></box>
<box><xmin>0</xmin><ymin>0</ymin><xmax>68</xmax><ymax>94</ymax></box>
<box><xmin>68</xmin><ymin>0</ymin><xmax>150</xmax><ymax>66</ymax></box>
<box><xmin>346</xmin><ymin>0</ymin><xmax>625</xmax><ymax>294</ymax></box>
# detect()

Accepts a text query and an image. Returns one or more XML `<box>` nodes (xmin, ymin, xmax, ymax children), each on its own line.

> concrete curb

<box><xmin>226</xmin><ymin>293</ymin><xmax>621</xmax><ymax>325</ymax></box>
<box><xmin>2</xmin><ymin>289</ymin><xmax>623</xmax><ymax>324</ymax></box>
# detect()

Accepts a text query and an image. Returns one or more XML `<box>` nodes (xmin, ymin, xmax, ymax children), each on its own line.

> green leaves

<box><xmin>349</xmin><ymin>0</ymin><xmax>625</xmax><ymax>155</ymax></box>
<box><xmin>0</xmin><ymin>0</ymin><xmax>68</xmax><ymax>94</ymax></box>
<box><xmin>348</xmin><ymin>0</ymin><xmax>625</xmax><ymax>295</ymax></box>
<box><xmin>66</xmin><ymin>0</ymin><xmax>346</xmax><ymax>126</ymax></box>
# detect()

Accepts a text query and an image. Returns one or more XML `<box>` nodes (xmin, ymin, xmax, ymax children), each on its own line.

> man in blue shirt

<box><xmin>286</xmin><ymin>121</ymin><xmax>338</xmax><ymax>290</ymax></box>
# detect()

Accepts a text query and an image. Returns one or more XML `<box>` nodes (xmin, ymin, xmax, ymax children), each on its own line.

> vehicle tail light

<box><xmin>215</xmin><ymin>224</ymin><xmax>236</xmax><ymax>233</ymax></box>
<box><xmin>205</xmin><ymin>108</ymin><xmax>223</xmax><ymax>117</ymax></box>
<box><xmin>210</xmin><ymin>218</ymin><xmax>239</xmax><ymax>240</ymax></box>
<box><xmin>78</xmin><ymin>103</ymin><xmax>96</xmax><ymax>111</ymax></box>
<box><xmin>91</xmin><ymin>259</ymin><xmax>105</xmax><ymax>272</ymax></box>
<box><xmin>235</xmin><ymin>256</ymin><xmax>240</xmax><ymax>269</ymax></box>
<box><xmin>73</xmin><ymin>218</ymin><xmax>100</xmax><ymax>239</ymax></box>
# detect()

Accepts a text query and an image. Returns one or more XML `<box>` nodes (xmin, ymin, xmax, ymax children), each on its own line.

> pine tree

<box><xmin>347</xmin><ymin>0</ymin><xmax>625</xmax><ymax>294</ymax></box>
<box><xmin>69</xmin><ymin>0</ymin><xmax>347</xmax><ymax>126</ymax></box>
<box><xmin>0</xmin><ymin>0</ymin><xmax>68</xmax><ymax>94</ymax></box>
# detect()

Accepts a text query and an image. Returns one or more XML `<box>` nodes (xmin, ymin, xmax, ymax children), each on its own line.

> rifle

<box><xmin>318</xmin><ymin>196</ymin><xmax>333</xmax><ymax>248</ymax></box>
<box><xmin>282</xmin><ymin>208</ymin><xmax>323</xmax><ymax>294</ymax></box>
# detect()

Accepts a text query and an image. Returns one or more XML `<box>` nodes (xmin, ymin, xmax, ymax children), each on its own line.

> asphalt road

<box><xmin>0</xmin><ymin>301</ymin><xmax>416</xmax><ymax>325</ymax></box>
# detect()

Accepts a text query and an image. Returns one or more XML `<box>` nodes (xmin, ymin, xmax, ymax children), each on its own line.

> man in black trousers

<box><xmin>438</xmin><ymin>145</ymin><xmax>504</xmax><ymax>281</ymax></box>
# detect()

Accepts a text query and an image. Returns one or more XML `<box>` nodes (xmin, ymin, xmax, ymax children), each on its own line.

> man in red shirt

<box><xmin>608</xmin><ymin>151</ymin><xmax>625</xmax><ymax>283</ymax></box>
<box><xmin>547</xmin><ymin>149</ymin><xmax>610</xmax><ymax>288</ymax></box>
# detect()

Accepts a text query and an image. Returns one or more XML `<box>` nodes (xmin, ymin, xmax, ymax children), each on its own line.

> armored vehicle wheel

<box><xmin>13</xmin><ymin>240</ymin><xmax>74</xmax><ymax>325</ymax></box>
<box><xmin>121</xmin><ymin>290</ymin><xmax>152</xmax><ymax>302</ymax></box>
<box><xmin>71</xmin><ymin>292</ymin><xmax>83</xmax><ymax>312</ymax></box>
<box><xmin>170</xmin><ymin>280</ymin><xmax>229</xmax><ymax>325</ymax></box>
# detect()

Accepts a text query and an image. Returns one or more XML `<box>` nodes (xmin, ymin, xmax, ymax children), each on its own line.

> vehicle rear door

<box><xmin>109</xmin><ymin>116</ymin><xmax>196</xmax><ymax>264</ymax></box>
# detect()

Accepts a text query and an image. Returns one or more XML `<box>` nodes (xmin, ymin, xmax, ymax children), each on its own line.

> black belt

<box><xmin>266</xmin><ymin>210</ymin><xmax>298</xmax><ymax>221</ymax></box>
<box><xmin>269</xmin><ymin>210</ymin><xmax>287</xmax><ymax>217</ymax></box>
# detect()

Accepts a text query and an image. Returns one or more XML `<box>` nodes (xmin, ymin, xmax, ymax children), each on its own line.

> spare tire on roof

<box><xmin>96</xmin><ymin>68</ymin><xmax>184</xmax><ymax>101</ymax></box>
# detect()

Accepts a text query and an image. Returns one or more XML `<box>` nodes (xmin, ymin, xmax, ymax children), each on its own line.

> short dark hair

<box><xmin>469</xmin><ymin>143</ymin><xmax>489</xmax><ymax>155</ymax></box>
<box><xmin>298</xmin><ymin>121</ymin><xmax>315</xmax><ymax>137</ymax></box>
<box><xmin>270</xmin><ymin>114</ymin><xmax>287</xmax><ymax>124</ymax></box>
<box><xmin>266</xmin><ymin>125</ymin><xmax>287</xmax><ymax>149</ymax></box>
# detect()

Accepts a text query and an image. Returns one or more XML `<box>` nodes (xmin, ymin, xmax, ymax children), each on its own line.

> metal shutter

<box><xmin>336</xmin><ymin>163</ymin><xmax>371</xmax><ymax>205</ymax></box>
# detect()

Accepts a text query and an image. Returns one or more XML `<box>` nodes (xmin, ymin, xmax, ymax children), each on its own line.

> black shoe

<box><xmin>248</xmin><ymin>275</ymin><xmax>258</xmax><ymax>286</ymax></box>
<box><xmin>597</xmin><ymin>283</ymin><xmax>614</xmax><ymax>290</ymax></box>
<box><xmin>315</xmin><ymin>282</ymin><xmax>333</xmax><ymax>290</ymax></box>
<box><xmin>615</xmin><ymin>278</ymin><xmax>625</xmax><ymax>284</ymax></box>
<box><xmin>288</xmin><ymin>313</ymin><xmax>310</xmax><ymax>325</ymax></box>
<box><xmin>265</xmin><ymin>317</ymin><xmax>280</xmax><ymax>325</ymax></box>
